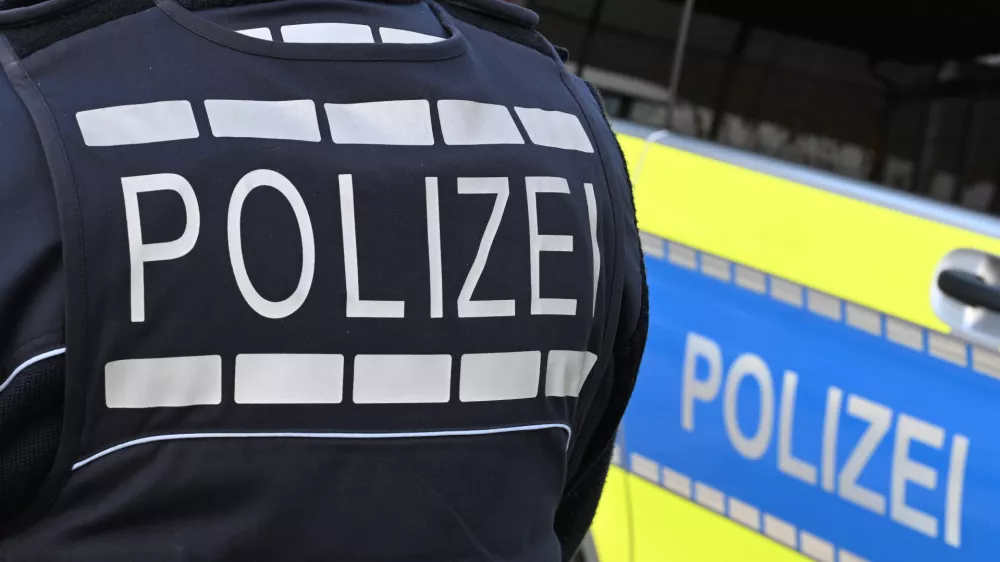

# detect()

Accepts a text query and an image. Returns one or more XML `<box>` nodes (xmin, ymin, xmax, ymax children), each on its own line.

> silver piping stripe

<box><xmin>0</xmin><ymin>347</ymin><xmax>67</xmax><ymax>397</ymax></box>
<box><xmin>643</xmin><ymin>231</ymin><xmax>993</xmax><ymax>378</ymax></box>
<box><xmin>73</xmin><ymin>423</ymin><xmax>572</xmax><ymax>470</ymax></box>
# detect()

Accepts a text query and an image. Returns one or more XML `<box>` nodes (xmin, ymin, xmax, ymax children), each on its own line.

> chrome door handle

<box><xmin>932</xmin><ymin>249</ymin><xmax>1000</xmax><ymax>348</ymax></box>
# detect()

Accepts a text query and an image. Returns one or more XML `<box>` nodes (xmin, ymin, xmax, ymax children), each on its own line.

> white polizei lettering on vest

<box><xmin>821</xmin><ymin>386</ymin><xmax>844</xmax><ymax>492</ymax></box>
<box><xmin>527</xmin><ymin>177</ymin><xmax>576</xmax><ymax>316</ymax></box>
<box><xmin>545</xmin><ymin>350</ymin><xmax>597</xmax><ymax>397</ymax></box>
<box><xmin>281</xmin><ymin>23</ymin><xmax>374</xmax><ymax>43</ymax></box>
<box><xmin>891</xmin><ymin>413</ymin><xmax>944</xmax><ymax>538</ymax></box>
<box><xmin>340</xmin><ymin>175</ymin><xmax>405</xmax><ymax>318</ymax></box>
<box><xmin>584</xmin><ymin>182</ymin><xmax>599</xmax><ymax>315</ymax></box>
<box><xmin>437</xmin><ymin>100</ymin><xmax>524</xmax><ymax>145</ymax></box>
<box><xmin>237</xmin><ymin>28</ymin><xmax>273</xmax><ymax>40</ymax></box>
<box><xmin>205</xmin><ymin>100</ymin><xmax>321</xmax><ymax>142</ymax></box>
<box><xmin>946</xmin><ymin>434</ymin><xmax>970</xmax><ymax>547</ymax></box>
<box><xmin>325</xmin><ymin>100</ymin><xmax>434</xmax><ymax>145</ymax></box>
<box><xmin>839</xmin><ymin>394</ymin><xmax>891</xmax><ymax>515</ymax></box>
<box><xmin>379</xmin><ymin>27</ymin><xmax>444</xmax><ymax>44</ymax></box>
<box><xmin>353</xmin><ymin>355</ymin><xmax>452</xmax><ymax>404</ymax></box>
<box><xmin>514</xmin><ymin>107</ymin><xmax>594</xmax><ymax>153</ymax></box>
<box><xmin>228</xmin><ymin>170</ymin><xmax>316</xmax><ymax>319</ymax></box>
<box><xmin>235</xmin><ymin>354</ymin><xmax>344</xmax><ymax>404</ymax></box>
<box><xmin>122</xmin><ymin>174</ymin><xmax>201</xmax><ymax>322</ymax></box>
<box><xmin>426</xmin><ymin>178</ymin><xmax>444</xmax><ymax>319</ymax></box>
<box><xmin>457</xmin><ymin>178</ymin><xmax>515</xmax><ymax>318</ymax></box>
<box><xmin>778</xmin><ymin>371</ymin><xmax>818</xmax><ymax>485</ymax></box>
<box><xmin>105</xmin><ymin>356</ymin><xmax>221</xmax><ymax>408</ymax></box>
<box><xmin>460</xmin><ymin>351</ymin><xmax>541</xmax><ymax>402</ymax></box>
<box><xmin>77</xmin><ymin>101</ymin><xmax>199</xmax><ymax>146</ymax></box>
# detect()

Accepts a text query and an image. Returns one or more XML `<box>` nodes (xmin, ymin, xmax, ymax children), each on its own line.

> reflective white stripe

<box><xmin>800</xmin><ymin>531</ymin><xmax>835</xmax><ymax>562</ymax></box>
<box><xmin>693</xmin><ymin>482</ymin><xmax>725</xmax><ymax>513</ymax></box>
<box><xmin>629</xmin><ymin>453</ymin><xmax>659</xmax><ymax>483</ymax></box>
<box><xmin>763</xmin><ymin>514</ymin><xmax>797</xmax><ymax>548</ymax></box>
<box><xmin>72</xmin><ymin>424</ymin><xmax>572</xmax><ymax>470</ymax></box>
<box><xmin>281</xmin><ymin>23</ymin><xmax>374</xmax><ymax>44</ymax></box>
<box><xmin>325</xmin><ymin>100</ymin><xmax>434</xmax><ymax>146</ymax></box>
<box><xmin>661</xmin><ymin>466</ymin><xmax>691</xmax><ymax>497</ymax></box>
<box><xmin>727</xmin><ymin>497</ymin><xmax>761</xmax><ymax>530</ymax></box>
<box><xmin>437</xmin><ymin>100</ymin><xmax>524</xmax><ymax>145</ymax></box>
<box><xmin>234</xmin><ymin>354</ymin><xmax>344</xmax><ymax>404</ymax></box>
<box><xmin>514</xmin><ymin>107</ymin><xmax>594</xmax><ymax>153</ymax></box>
<box><xmin>205</xmin><ymin>100</ymin><xmax>321</xmax><ymax>142</ymax></box>
<box><xmin>77</xmin><ymin>101</ymin><xmax>199</xmax><ymax>147</ymax></box>
<box><xmin>839</xmin><ymin>549</ymin><xmax>869</xmax><ymax>562</ymax></box>
<box><xmin>379</xmin><ymin>27</ymin><xmax>444</xmax><ymax>44</ymax></box>
<box><xmin>0</xmin><ymin>347</ymin><xmax>66</xmax><ymax>397</ymax></box>
<box><xmin>237</xmin><ymin>27</ymin><xmax>272</xmax><ymax>40</ymax></box>
<box><xmin>460</xmin><ymin>351</ymin><xmax>540</xmax><ymax>402</ymax></box>
<box><xmin>353</xmin><ymin>355</ymin><xmax>451</xmax><ymax>404</ymax></box>
<box><xmin>545</xmin><ymin>350</ymin><xmax>597</xmax><ymax>397</ymax></box>
<box><xmin>105</xmin><ymin>356</ymin><xmax>222</xmax><ymax>408</ymax></box>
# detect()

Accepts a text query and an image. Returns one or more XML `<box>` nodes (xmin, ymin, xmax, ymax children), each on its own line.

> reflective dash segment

<box><xmin>380</xmin><ymin>27</ymin><xmax>444</xmax><ymax>44</ymax></box>
<box><xmin>205</xmin><ymin>100</ymin><xmax>321</xmax><ymax>142</ymax></box>
<box><xmin>353</xmin><ymin>355</ymin><xmax>451</xmax><ymax>404</ymax></box>
<box><xmin>235</xmin><ymin>354</ymin><xmax>344</xmax><ymax>404</ymax></box>
<box><xmin>437</xmin><ymin>100</ymin><xmax>524</xmax><ymax>145</ymax></box>
<box><xmin>105</xmin><ymin>356</ymin><xmax>221</xmax><ymax>408</ymax></box>
<box><xmin>281</xmin><ymin>23</ymin><xmax>374</xmax><ymax>43</ymax></box>
<box><xmin>545</xmin><ymin>350</ymin><xmax>597</xmax><ymax>397</ymax></box>
<box><xmin>460</xmin><ymin>351</ymin><xmax>540</xmax><ymax>402</ymax></box>
<box><xmin>77</xmin><ymin>101</ymin><xmax>199</xmax><ymax>147</ymax></box>
<box><xmin>325</xmin><ymin>100</ymin><xmax>435</xmax><ymax>146</ymax></box>
<box><xmin>514</xmin><ymin>107</ymin><xmax>594</xmax><ymax>153</ymax></box>
<box><xmin>237</xmin><ymin>28</ymin><xmax>273</xmax><ymax>40</ymax></box>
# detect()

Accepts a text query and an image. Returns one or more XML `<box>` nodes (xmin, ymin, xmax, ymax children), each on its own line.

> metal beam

<box><xmin>665</xmin><ymin>0</ymin><xmax>697</xmax><ymax>128</ymax></box>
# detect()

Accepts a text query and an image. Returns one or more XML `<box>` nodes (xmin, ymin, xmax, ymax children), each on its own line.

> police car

<box><xmin>581</xmin><ymin>121</ymin><xmax>1000</xmax><ymax>562</ymax></box>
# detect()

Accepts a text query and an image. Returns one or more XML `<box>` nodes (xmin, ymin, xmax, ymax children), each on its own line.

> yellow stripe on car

<box><xmin>616</xmin><ymin>133</ymin><xmax>1000</xmax><ymax>333</ymax></box>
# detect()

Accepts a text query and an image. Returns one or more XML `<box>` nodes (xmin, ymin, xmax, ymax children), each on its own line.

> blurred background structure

<box><xmin>518</xmin><ymin>0</ymin><xmax>1000</xmax><ymax>215</ymax></box>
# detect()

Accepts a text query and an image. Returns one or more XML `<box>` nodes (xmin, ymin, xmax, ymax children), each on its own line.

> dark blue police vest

<box><xmin>0</xmin><ymin>0</ymin><xmax>641</xmax><ymax>559</ymax></box>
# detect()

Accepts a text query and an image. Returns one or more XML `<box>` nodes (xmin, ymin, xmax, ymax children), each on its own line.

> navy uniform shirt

<box><xmin>0</xmin><ymin>0</ymin><xmax>647</xmax><ymax>559</ymax></box>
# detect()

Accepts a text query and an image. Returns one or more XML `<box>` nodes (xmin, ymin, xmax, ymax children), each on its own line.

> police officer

<box><xmin>0</xmin><ymin>0</ymin><xmax>647</xmax><ymax>559</ymax></box>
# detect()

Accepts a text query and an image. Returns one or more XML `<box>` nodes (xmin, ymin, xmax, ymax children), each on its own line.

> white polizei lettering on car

<box><xmin>891</xmin><ymin>413</ymin><xmax>944</xmax><ymax>538</ymax></box>
<box><xmin>426</xmin><ymin>178</ymin><xmax>444</xmax><ymax>319</ymax></box>
<box><xmin>545</xmin><ymin>350</ymin><xmax>597</xmax><ymax>397</ymax></box>
<box><xmin>456</xmin><ymin>177</ymin><xmax>515</xmax><ymax>318</ymax></box>
<box><xmin>325</xmin><ymin>100</ymin><xmax>434</xmax><ymax>145</ymax></box>
<box><xmin>946</xmin><ymin>434</ymin><xmax>970</xmax><ymax>547</ymax></box>
<box><xmin>122</xmin><ymin>174</ymin><xmax>201</xmax><ymax>322</ymax></box>
<box><xmin>105</xmin><ymin>356</ymin><xmax>221</xmax><ymax>408</ymax></box>
<box><xmin>723</xmin><ymin>353</ymin><xmax>774</xmax><ymax>460</ymax></box>
<box><xmin>681</xmin><ymin>332</ymin><xmax>722</xmax><ymax>432</ymax></box>
<box><xmin>460</xmin><ymin>351</ymin><xmax>541</xmax><ymax>402</ymax></box>
<box><xmin>235</xmin><ymin>354</ymin><xmax>344</xmax><ymax>404</ymax></box>
<box><xmin>353</xmin><ymin>355</ymin><xmax>452</xmax><ymax>404</ymax></box>
<box><xmin>229</xmin><ymin>170</ymin><xmax>316</xmax><ymax>319</ymax></box>
<box><xmin>527</xmin><ymin>177</ymin><xmax>576</xmax><ymax>316</ymax></box>
<box><xmin>821</xmin><ymin>386</ymin><xmax>844</xmax><ymax>492</ymax></box>
<box><xmin>204</xmin><ymin>100</ymin><xmax>321</xmax><ymax>142</ymax></box>
<box><xmin>514</xmin><ymin>107</ymin><xmax>594</xmax><ymax>153</ymax></box>
<box><xmin>77</xmin><ymin>101</ymin><xmax>199</xmax><ymax>146</ymax></box>
<box><xmin>379</xmin><ymin>27</ymin><xmax>444</xmax><ymax>44</ymax></box>
<box><xmin>437</xmin><ymin>100</ymin><xmax>524</xmax><ymax>146</ymax></box>
<box><xmin>778</xmin><ymin>370</ymin><xmax>818</xmax><ymax>485</ymax></box>
<box><xmin>676</xmin><ymin>332</ymin><xmax>973</xmax><ymax>547</ymax></box>
<box><xmin>584</xmin><ymin>183</ymin><xmax>600</xmax><ymax>315</ymax></box>
<box><xmin>236</xmin><ymin>28</ymin><xmax>273</xmax><ymax>40</ymax></box>
<box><xmin>339</xmin><ymin>175</ymin><xmax>405</xmax><ymax>318</ymax></box>
<box><xmin>839</xmin><ymin>395</ymin><xmax>891</xmax><ymax>515</ymax></box>
<box><xmin>281</xmin><ymin>23</ymin><xmax>374</xmax><ymax>43</ymax></box>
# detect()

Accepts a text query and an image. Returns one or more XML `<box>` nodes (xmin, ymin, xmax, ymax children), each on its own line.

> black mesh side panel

<box><xmin>0</xmin><ymin>354</ymin><xmax>64</xmax><ymax>521</ymax></box>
